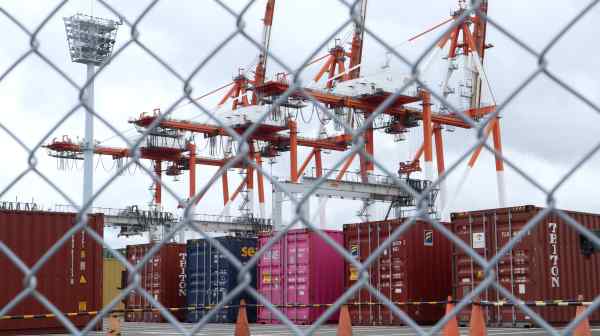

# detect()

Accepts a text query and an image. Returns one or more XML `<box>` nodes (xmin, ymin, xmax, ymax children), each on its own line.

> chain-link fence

<box><xmin>1</xmin><ymin>0</ymin><xmax>600</xmax><ymax>335</ymax></box>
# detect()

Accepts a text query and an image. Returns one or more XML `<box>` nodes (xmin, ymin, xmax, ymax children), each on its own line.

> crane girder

<box><xmin>130</xmin><ymin>116</ymin><xmax>350</xmax><ymax>151</ymax></box>
<box><xmin>255</xmin><ymin>81</ymin><xmax>494</xmax><ymax>128</ymax></box>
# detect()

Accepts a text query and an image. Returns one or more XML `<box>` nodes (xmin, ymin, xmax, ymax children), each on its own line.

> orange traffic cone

<box><xmin>235</xmin><ymin>299</ymin><xmax>250</xmax><ymax>336</ymax></box>
<box><xmin>574</xmin><ymin>295</ymin><xmax>592</xmax><ymax>336</ymax></box>
<box><xmin>442</xmin><ymin>296</ymin><xmax>460</xmax><ymax>336</ymax></box>
<box><xmin>337</xmin><ymin>304</ymin><xmax>352</xmax><ymax>336</ymax></box>
<box><xmin>469</xmin><ymin>299</ymin><xmax>487</xmax><ymax>336</ymax></box>
<box><xmin>106</xmin><ymin>314</ymin><xmax>121</xmax><ymax>336</ymax></box>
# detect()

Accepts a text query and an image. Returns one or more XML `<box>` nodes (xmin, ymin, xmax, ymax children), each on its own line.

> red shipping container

<box><xmin>343</xmin><ymin>219</ymin><xmax>452</xmax><ymax>325</ymax></box>
<box><xmin>0</xmin><ymin>210</ymin><xmax>103</xmax><ymax>335</ymax></box>
<box><xmin>124</xmin><ymin>243</ymin><xmax>187</xmax><ymax>322</ymax></box>
<box><xmin>451</xmin><ymin>205</ymin><xmax>600</xmax><ymax>326</ymax></box>
<box><xmin>257</xmin><ymin>229</ymin><xmax>345</xmax><ymax>325</ymax></box>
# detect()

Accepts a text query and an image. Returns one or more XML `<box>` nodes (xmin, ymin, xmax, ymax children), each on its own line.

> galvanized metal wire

<box><xmin>1</xmin><ymin>0</ymin><xmax>599</xmax><ymax>335</ymax></box>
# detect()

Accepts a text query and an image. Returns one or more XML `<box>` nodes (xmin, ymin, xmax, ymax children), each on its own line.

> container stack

<box><xmin>257</xmin><ymin>229</ymin><xmax>345</xmax><ymax>325</ymax></box>
<box><xmin>0</xmin><ymin>211</ymin><xmax>104</xmax><ymax>334</ymax></box>
<box><xmin>186</xmin><ymin>236</ymin><xmax>258</xmax><ymax>323</ymax></box>
<box><xmin>343</xmin><ymin>219</ymin><xmax>452</xmax><ymax>325</ymax></box>
<box><xmin>124</xmin><ymin>243</ymin><xmax>187</xmax><ymax>322</ymax></box>
<box><xmin>451</xmin><ymin>205</ymin><xmax>600</xmax><ymax>326</ymax></box>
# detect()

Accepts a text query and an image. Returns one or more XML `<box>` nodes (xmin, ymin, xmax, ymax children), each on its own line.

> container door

<box><xmin>258</xmin><ymin>235</ymin><xmax>284</xmax><ymax>323</ymax></box>
<box><xmin>285</xmin><ymin>231</ymin><xmax>311</xmax><ymax>323</ymax></box>
<box><xmin>452</xmin><ymin>213</ymin><xmax>494</xmax><ymax>324</ymax></box>
<box><xmin>148</xmin><ymin>250</ymin><xmax>162</xmax><ymax>322</ymax></box>
<box><xmin>387</xmin><ymin>222</ymin><xmax>407</xmax><ymax>325</ymax></box>
<box><xmin>344</xmin><ymin>224</ymin><xmax>362</xmax><ymax>324</ymax></box>
<box><xmin>369</xmin><ymin>222</ymin><xmax>394</xmax><ymax>325</ymax></box>
<box><xmin>492</xmin><ymin>210</ymin><xmax>533</xmax><ymax>325</ymax></box>
<box><xmin>359</xmin><ymin>223</ymin><xmax>377</xmax><ymax>324</ymax></box>
<box><xmin>186</xmin><ymin>240</ymin><xmax>209</xmax><ymax>323</ymax></box>
<box><xmin>212</xmin><ymin>243</ymin><xmax>230</xmax><ymax>323</ymax></box>
<box><xmin>126</xmin><ymin>246</ymin><xmax>144</xmax><ymax>322</ymax></box>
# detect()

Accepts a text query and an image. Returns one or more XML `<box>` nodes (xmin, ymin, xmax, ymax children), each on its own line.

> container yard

<box><xmin>1</xmin><ymin>0</ymin><xmax>599</xmax><ymax>335</ymax></box>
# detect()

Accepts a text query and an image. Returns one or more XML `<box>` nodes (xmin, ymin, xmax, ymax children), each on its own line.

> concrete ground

<box><xmin>61</xmin><ymin>321</ymin><xmax>600</xmax><ymax>335</ymax></box>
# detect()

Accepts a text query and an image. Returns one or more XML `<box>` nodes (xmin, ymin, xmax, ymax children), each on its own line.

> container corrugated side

<box><xmin>0</xmin><ymin>211</ymin><xmax>103</xmax><ymax>334</ymax></box>
<box><xmin>344</xmin><ymin>219</ymin><xmax>452</xmax><ymax>325</ymax></box>
<box><xmin>257</xmin><ymin>229</ymin><xmax>345</xmax><ymax>325</ymax></box>
<box><xmin>186</xmin><ymin>237</ymin><xmax>257</xmax><ymax>323</ymax></box>
<box><xmin>103</xmin><ymin>258</ymin><xmax>125</xmax><ymax>311</ymax></box>
<box><xmin>451</xmin><ymin>205</ymin><xmax>600</xmax><ymax>326</ymax></box>
<box><xmin>124</xmin><ymin>243</ymin><xmax>186</xmax><ymax>322</ymax></box>
<box><xmin>257</xmin><ymin>232</ymin><xmax>284</xmax><ymax>323</ymax></box>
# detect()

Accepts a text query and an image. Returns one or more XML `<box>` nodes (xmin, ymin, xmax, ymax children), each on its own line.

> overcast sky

<box><xmin>1</xmin><ymin>0</ymin><xmax>599</xmax><ymax>247</ymax></box>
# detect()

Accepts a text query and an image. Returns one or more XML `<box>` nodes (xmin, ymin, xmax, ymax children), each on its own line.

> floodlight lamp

<box><xmin>63</xmin><ymin>13</ymin><xmax>121</xmax><ymax>65</ymax></box>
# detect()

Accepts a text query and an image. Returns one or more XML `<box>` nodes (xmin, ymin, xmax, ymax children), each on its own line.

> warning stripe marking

<box><xmin>0</xmin><ymin>300</ymin><xmax>591</xmax><ymax>320</ymax></box>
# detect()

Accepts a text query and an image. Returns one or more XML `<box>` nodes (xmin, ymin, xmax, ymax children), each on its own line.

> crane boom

<box><xmin>470</xmin><ymin>0</ymin><xmax>488</xmax><ymax>110</ymax></box>
<box><xmin>252</xmin><ymin>0</ymin><xmax>276</xmax><ymax>104</ymax></box>
<box><xmin>348</xmin><ymin>0</ymin><xmax>367</xmax><ymax>80</ymax></box>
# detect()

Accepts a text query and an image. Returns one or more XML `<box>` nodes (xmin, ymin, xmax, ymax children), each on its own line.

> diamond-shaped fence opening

<box><xmin>1</xmin><ymin>0</ymin><xmax>600</xmax><ymax>335</ymax></box>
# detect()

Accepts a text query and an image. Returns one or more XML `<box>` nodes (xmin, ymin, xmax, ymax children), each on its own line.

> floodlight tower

<box><xmin>64</xmin><ymin>14</ymin><xmax>120</xmax><ymax>215</ymax></box>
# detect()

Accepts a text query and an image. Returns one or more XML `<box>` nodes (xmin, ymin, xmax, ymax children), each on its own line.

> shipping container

<box><xmin>186</xmin><ymin>237</ymin><xmax>257</xmax><ymax>323</ymax></box>
<box><xmin>451</xmin><ymin>205</ymin><xmax>600</xmax><ymax>326</ymax></box>
<box><xmin>124</xmin><ymin>243</ymin><xmax>186</xmax><ymax>322</ymax></box>
<box><xmin>343</xmin><ymin>219</ymin><xmax>452</xmax><ymax>325</ymax></box>
<box><xmin>103</xmin><ymin>258</ymin><xmax>125</xmax><ymax>311</ymax></box>
<box><xmin>0</xmin><ymin>211</ymin><xmax>103</xmax><ymax>335</ymax></box>
<box><xmin>257</xmin><ymin>229</ymin><xmax>345</xmax><ymax>325</ymax></box>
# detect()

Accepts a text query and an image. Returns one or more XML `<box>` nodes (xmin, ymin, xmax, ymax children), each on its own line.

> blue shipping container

<box><xmin>186</xmin><ymin>237</ymin><xmax>258</xmax><ymax>323</ymax></box>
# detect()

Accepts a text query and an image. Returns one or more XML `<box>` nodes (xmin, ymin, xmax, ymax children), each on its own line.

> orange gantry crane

<box><xmin>46</xmin><ymin>0</ymin><xmax>505</xmax><ymax>229</ymax></box>
<box><xmin>126</xmin><ymin>0</ymin><xmax>503</xmax><ymax>222</ymax></box>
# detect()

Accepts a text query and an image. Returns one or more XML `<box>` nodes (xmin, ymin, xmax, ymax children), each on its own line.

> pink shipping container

<box><xmin>0</xmin><ymin>210</ymin><xmax>104</xmax><ymax>335</ymax></box>
<box><xmin>124</xmin><ymin>243</ymin><xmax>187</xmax><ymax>322</ymax></box>
<box><xmin>451</xmin><ymin>205</ymin><xmax>600</xmax><ymax>326</ymax></box>
<box><xmin>257</xmin><ymin>229</ymin><xmax>345</xmax><ymax>325</ymax></box>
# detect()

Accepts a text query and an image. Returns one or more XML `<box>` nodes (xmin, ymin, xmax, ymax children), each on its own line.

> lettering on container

<box><xmin>548</xmin><ymin>222</ymin><xmax>560</xmax><ymax>288</ymax></box>
<box><xmin>70</xmin><ymin>236</ymin><xmax>75</xmax><ymax>285</ymax></box>
<box><xmin>392</xmin><ymin>240</ymin><xmax>404</xmax><ymax>247</ymax></box>
<box><xmin>391</xmin><ymin>273</ymin><xmax>403</xmax><ymax>280</ymax></box>
<box><xmin>264</xmin><ymin>250</ymin><xmax>279</xmax><ymax>261</ymax></box>
<box><xmin>241</xmin><ymin>246</ymin><xmax>256</xmax><ymax>257</ymax></box>
<box><xmin>424</xmin><ymin>230</ymin><xmax>433</xmax><ymax>246</ymax></box>
<box><xmin>501</xmin><ymin>230</ymin><xmax>520</xmax><ymax>238</ymax></box>
<box><xmin>178</xmin><ymin>252</ymin><xmax>187</xmax><ymax>297</ymax></box>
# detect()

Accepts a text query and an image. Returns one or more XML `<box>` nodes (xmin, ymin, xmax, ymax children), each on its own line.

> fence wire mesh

<box><xmin>1</xmin><ymin>0</ymin><xmax>600</xmax><ymax>335</ymax></box>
